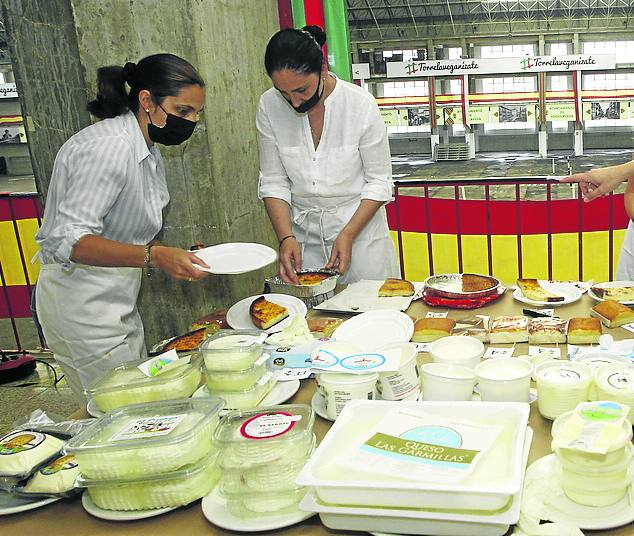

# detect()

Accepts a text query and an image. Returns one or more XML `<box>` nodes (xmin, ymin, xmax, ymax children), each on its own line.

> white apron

<box><xmin>617</xmin><ymin>220</ymin><xmax>634</xmax><ymax>280</ymax></box>
<box><xmin>35</xmin><ymin>263</ymin><xmax>145</xmax><ymax>400</ymax></box>
<box><xmin>292</xmin><ymin>194</ymin><xmax>399</xmax><ymax>284</ymax></box>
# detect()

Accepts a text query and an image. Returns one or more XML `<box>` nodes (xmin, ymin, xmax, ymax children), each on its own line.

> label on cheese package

<box><xmin>111</xmin><ymin>415</ymin><xmax>186</xmax><ymax>441</ymax></box>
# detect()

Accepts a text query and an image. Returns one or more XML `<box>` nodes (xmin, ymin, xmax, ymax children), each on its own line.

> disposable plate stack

<box><xmin>296</xmin><ymin>400</ymin><xmax>532</xmax><ymax>536</ymax></box>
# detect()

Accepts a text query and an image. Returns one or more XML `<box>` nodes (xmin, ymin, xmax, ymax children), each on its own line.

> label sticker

<box><xmin>621</xmin><ymin>323</ymin><xmax>634</xmax><ymax>334</ymax></box>
<box><xmin>0</xmin><ymin>431</ymin><xmax>45</xmax><ymax>455</ymax></box>
<box><xmin>240</xmin><ymin>412</ymin><xmax>302</xmax><ymax>440</ymax></box>
<box><xmin>40</xmin><ymin>454</ymin><xmax>78</xmax><ymax>475</ymax></box>
<box><xmin>426</xmin><ymin>311</ymin><xmax>448</xmax><ymax>318</ymax></box>
<box><xmin>528</xmin><ymin>346</ymin><xmax>561</xmax><ymax>358</ymax></box>
<box><xmin>111</xmin><ymin>414</ymin><xmax>186</xmax><ymax>441</ymax></box>
<box><xmin>541</xmin><ymin>367</ymin><xmax>582</xmax><ymax>382</ymax></box>
<box><xmin>483</xmin><ymin>347</ymin><xmax>514</xmax><ymax>359</ymax></box>
<box><xmin>606</xmin><ymin>371</ymin><xmax>634</xmax><ymax>391</ymax></box>
<box><xmin>413</xmin><ymin>342</ymin><xmax>431</xmax><ymax>353</ymax></box>
<box><xmin>137</xmin><ymin>349</ymin><xmax>190</xmax><ymax>377</ymax></box>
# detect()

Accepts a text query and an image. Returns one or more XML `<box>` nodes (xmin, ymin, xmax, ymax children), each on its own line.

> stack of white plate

<box><xmin>296</xmin><ymin>400</ymin><xmax>532</xmax><ymax>536</ymax></box>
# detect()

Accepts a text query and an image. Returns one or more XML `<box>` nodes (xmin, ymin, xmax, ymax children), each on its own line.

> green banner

<box><xmin>546</xmin><ymin>102</ymin><xmax>576</xmax><ymax>121</ymax></box>
<box><xmin>365</xmin><ymin>432</ymin><xmax>479</xmax><ymax>465</ymax></box>
<box><xmin>380</xmin><ymin>109</ymin><xmax>399</xmax><ymax>127</ymax></box>
<box><xmin>323</xmin><ymin>0</ymin><xmax>352</xmax><ymax>81</ymax></box>
<box><xmin>468</xmin><ymin>106</ymin><xmax>489</xmax><ymax>124</ymax></box>
<box><xmin>291</xmin><ymin>0</ymin><xmax>306</xmax><ymax>28</ymax></box>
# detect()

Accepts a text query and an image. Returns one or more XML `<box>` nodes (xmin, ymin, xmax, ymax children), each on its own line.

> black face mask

<box><xmin>291</xmin><ymin>77</ymin><xmax>324</xmax><ymax>114</ymax></box>
<box><xmin>147</xmin><ymin>104</ymin><xmax>196</xmax><ymax>146</ymax></box>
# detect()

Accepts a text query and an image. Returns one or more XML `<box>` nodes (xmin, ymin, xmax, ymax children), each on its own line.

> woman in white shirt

<box><xmin>35</xmin><ymin>54</ymin><xmax>209</xmax><ymax>399</ymax></box>
<box><xmin>257</xmin><ymin>26</ymin><xmax>399</xmax><ymax>284</ymax></box>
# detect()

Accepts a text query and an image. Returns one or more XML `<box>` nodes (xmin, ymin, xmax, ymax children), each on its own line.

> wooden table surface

<box><xmin>4</xmin><ymin>290</ymin><xmax>634</xmax><ymax>535</ymax></box>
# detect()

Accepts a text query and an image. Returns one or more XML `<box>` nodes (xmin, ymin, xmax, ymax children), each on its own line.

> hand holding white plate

<box><xmin>226</xmin><ymin>294</ymin><xmax>307</xmax><ymax>334</ymax></box>
<box><xmin>193</xmin><ymin>243</ymin><xmax>276</xmax><ymax>275</ymax></box>
<box><xmin>513</xmin><ymin>282</ymin><xmax>582</xmax><ymax>306</ymax></box>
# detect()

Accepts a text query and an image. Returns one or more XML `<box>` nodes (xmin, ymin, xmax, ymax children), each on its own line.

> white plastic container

<box><xmin>200</xmin><ymin>330</ymin><xmax>264</xmax><ymax>371</ymax></box>
<box><xmin>377</xmin><ymin>342</ymin><xmax>420</xmax><ymax>401</ymax></box>
<box><xmin>207</xmin><ymin>372</ymin><xmax>276</xmax><ymax>410</ymax></box>
<box><xmin>85</xmin><ymin>354</ymin><xmax>203</xmax><ymax>412</ymax></box>
<box><xmin>593</xmin><ymin>364</ymin><xmax>634</xmax><ymax>422</ymax></box>
<box><xmin>205</xmin><ymin>353</ymin><xmax>268</xmax><ymax>391</ymax></box>
<box><xmin>475</xmin><ymin>358</ymin><xmax>533</xmax><ymax>403</ymax></box>
<box><xmin>66</xmin><ymin>397</ymin><xmax>224</xmax><ymax>480</ymax></box>
<box><xmin>420</xmin><ymin>362</ymin><xmax>476</xmax><ymax>401</ymax></box>
<box><xmin>317</xmin><ymin>372</ymin><xmax>378</xmax><ymax>420</ymax></box>
<box><xmin>534</xmin><ymin>361</ymin><xmax>593</xmax><ymax>420</ymax></box>
<box><xmin>573</xmin><ymin>354</ymin><xmax>631</xmax><ymax>399</ymax></box>
<box><xmin>224</xmin><ymin>486</ymin><xmax>308</xmax><ymax>518</ymax></box>
<box><xmin>296</xmin><ymin>400</ymin><xmax>530</xmax><ymax>511</ymax></box>
<box><xmin>430</xmin><ymin>336</ymin><xmax>484</xmax><ymax>370</ymax></box>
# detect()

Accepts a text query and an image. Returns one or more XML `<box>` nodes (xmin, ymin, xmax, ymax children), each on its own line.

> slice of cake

<box><xmin>517</xmin><ymin>279</ymin><xmax>565</xmax><ymax>302</ymax></box>
<box><xmin>591</xmin><ymin>300</ymin><xmax>634</xmax><ymax>328</ymax></box>
<box><xmin>378</xmin><ymin>278</ymin><xmax>415</xmax><ymax>297</ymax></box>
<box><xmin>249</xmin><ymin>296</ymin><xmax>289</xmax><ymax>330</ymax></box>
<box><xmin>461</xmin><ymin>274</ymin><xmax>497</xmax><ymax>293</ymax></box>
<box><xmin>591</xmin><ymin>286</ymin><xmax>634</xmax><ymax>302</ymax></box>
<box><xmin>297</xmin><ymin>272</ymin><xmax>330</xmax><ymax>286</ymax></box>
<box><xmin>489</xmin><ymin>316</ymin><xmax>529</xmax><ymax>343</ymax></box>
<box><xmin>528</xmin><ymin>317</ymin><xmax>567</xmax><ymax>344</ymax></box>
<box><xmin>566</xmin><ymin>318</ymin><xmax>602</xmax><ymax>344</ymax></box>
<box><xmin>411</xmin><ymin>318</ymin><xmax>456</xmax><ymax>343</ymax></box>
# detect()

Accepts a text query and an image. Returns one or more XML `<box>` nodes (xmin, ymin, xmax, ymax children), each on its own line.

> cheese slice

<box><xmin>378</xmin><ymin>278</ymin><xmax>415</xmax><ymax>297</ymax></box>
<box><xmin>249</xmin><ymin>296</ymin><xmax>289</xmax><ymax>330</ymax></box>
<box><xmin>517</xmin><ymin>279</ymin><xmax>564</xmax><ymax>302</ymax></box>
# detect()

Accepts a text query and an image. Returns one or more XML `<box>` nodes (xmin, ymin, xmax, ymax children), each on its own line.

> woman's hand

<box><xmin>561</xmin><ymin>164</ymin><xmax>631</xmax><ymax>202</ymax></box>
<box><xmin>326</xmin><ymin>231</ymin><xmax>353</xmax><ymax>275</ymax></box>
<box><xmin>279</xmin><ymin>237</ymin><xmax>301</xmax><ymax>284</ymax></box>
<box><xmin>151</xmin><ymin>245</ymin><xmax>210</xmax><ymax>281</ymax></box>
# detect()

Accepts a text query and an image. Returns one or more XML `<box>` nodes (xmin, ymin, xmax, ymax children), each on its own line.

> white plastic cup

<box><xmin>429</xmin><ymin>336</ymin><xmax>485</xmax><ymax>370</ymax></box>
<box><xmin>377</xmin><ymin>343</ymin><xmax>420</xmax><ymax>401</ymax></box>
<box><xmin>534</xmin><ymin>361</ymin><xmax>593</xmax><ymax>420</ymax></box>
<box><xmin>475</xmin><ymin>358</ymin><xmax>533</xmax><ymax>403</ymax></box>
<box><xmin>317</xmin><ymin>372</ymin><xmax>378</xmax><ymax>420</ymax></box>
<box><xmin>420</xmin><ymin>362</ymin><xmax>477</xmax><ymax>401</ymax></box>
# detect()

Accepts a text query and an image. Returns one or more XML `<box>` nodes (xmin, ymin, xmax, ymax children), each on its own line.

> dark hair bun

<box><xmin>302</xmin><ymin>25</ymin><xmax>326</xmax><ymax>47</ymax></box>
<box><xmin>122</xmin><ymin>62</ymin><xmax>137</xmax><ymax>85</ymax></box>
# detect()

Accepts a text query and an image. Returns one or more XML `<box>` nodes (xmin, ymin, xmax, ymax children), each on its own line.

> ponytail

<box><xmin>86</xmin><ymin>54</ymin><xmax>205</xmax><ymax>120</ymax></box>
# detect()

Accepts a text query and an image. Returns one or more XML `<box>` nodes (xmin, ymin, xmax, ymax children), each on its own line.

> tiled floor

<box><xmin>0</xmin><ymin>355</ymin><xmax>81</xmax><ymax>436</ymax></box>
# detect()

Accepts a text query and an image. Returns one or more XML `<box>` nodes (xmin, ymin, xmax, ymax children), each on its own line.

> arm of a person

<box><xmin>327</xmin><ymin>100</ymin><xmax>392</xmax><ymax>273</ymax></box>
<box><xmin>562</xmin><ymin>160</ymin><xmax>634</xmax><ymax>202</ymax></box>
<box><xmin>624</xmin><ymin>179</ymin><xmax>634</xmax><ymax>221</ymax></box>
<box><xmin>256</xmin><ymin>97</ymin><xmax>300</xmax><ymax>284</ymax></box>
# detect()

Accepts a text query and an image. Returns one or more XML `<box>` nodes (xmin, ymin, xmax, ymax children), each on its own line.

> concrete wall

<box><xmin>3</xmin><ymin>0</ymin><xmax>280</xmax><ymax>345</ymax></box>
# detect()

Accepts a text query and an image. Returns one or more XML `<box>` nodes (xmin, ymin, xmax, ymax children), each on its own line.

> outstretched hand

<box><xmin>561</xmin><ymin>166</ymin><xmax>627</xmax><ymax>202</ymax></box>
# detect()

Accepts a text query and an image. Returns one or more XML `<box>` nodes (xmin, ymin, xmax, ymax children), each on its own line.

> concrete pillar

<box><xmin>3</xmin><ymin>0</ymin><xmax>280</xmax><ymax>345</ymax></box>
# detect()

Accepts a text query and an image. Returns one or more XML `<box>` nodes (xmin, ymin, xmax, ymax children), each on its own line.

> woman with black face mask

<box><xmin>34</xmin><ymin>53</ymin><xmax>208</xmax><ymax>399</ymax></box>
<box><xmin>257</xmin><ymin>26</ymin><xmax>399</xmax><ymax>285</ymax></box>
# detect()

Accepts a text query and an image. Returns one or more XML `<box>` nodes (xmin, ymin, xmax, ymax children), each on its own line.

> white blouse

<box><xmin>256</xmin><ymin>76</ymin><xmax>392</xmax><ymax>206</ymax></box>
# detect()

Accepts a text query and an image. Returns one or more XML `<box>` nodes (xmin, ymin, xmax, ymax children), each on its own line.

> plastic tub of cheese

<box><xmin>66</xmin><ymin>397</ymin><xmax>224</xmax><ymax>480</ymax></box>
<box><xmin>534</xmin><ymin>360</ymin><xmax>592</xmax><ymax>420</ymax></box>
<box><xmin>296</xmin><ymin>400</ymin><xmax>530</xmax><ymax>511</ymax></box>
<box><xmin>430</xmin><ymin>336</ymin><xmax>484</xmax><ymax>370</ymax></box>
<box><xmin>223</xmin><ymin>485</ymin><xmax>307</xmax><ymax>517</ymax></box>
<box><xmin>79</xmin><ymin>451</ymin><xmax>220</xmax><ymax>511</ymax></box>
<box><xmin>200</xmin><ymin>330</ymin><xmax>264</xmax><ymax>371</ymax></box>
<box><xmin>85</xmin><ymin>353</ymin><xmax>203</xmax><ymax>412</ymax></box>
<box><xmin>207</xmin><ymin>371</ymin><xmax>276</xmax><ymax>410</ymax></box>
<box><xmin>214</xmin><ymin>404</ymin><xmax>315</xmax><ymax>469</ymax></box>
<box><xmin>593</xmin><ymin>364</ymin><xmax>634</xmax><ymax>422</ymax></box>
<box><xmin>205</xmin><ymin>353</ymin><xmax>268</xmax><ymax>391</ymax></box>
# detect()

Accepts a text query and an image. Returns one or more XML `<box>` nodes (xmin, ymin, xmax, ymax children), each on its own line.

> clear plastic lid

<box><xmin>213</xmin><ymin>404</ymin><xmax>314</xmax><ymax>449</ymax></box>
<box><xmin>66</xmin><ymin>397</ymin><xmax>224</xmax><ymax>455</ymax></box>
<box><xmin>200</xmin><ymin>330</ymin><xmax>266</xmax><ymax>355</ymax></box>
<box><xmin>85</xmin><ymin>353</ymin><xmax>203</xmax><ymax>397</ymax></box>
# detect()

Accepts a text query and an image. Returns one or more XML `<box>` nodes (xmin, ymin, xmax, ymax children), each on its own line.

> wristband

<box><xmin>278</xmin><ymin>235</ymin><xmax>296</xmax><ymax>247</ymax></box>
<box><xmin>143</xmin><ymin>244</ymin><xmax>154</xmax><ymax>268</ymax></box>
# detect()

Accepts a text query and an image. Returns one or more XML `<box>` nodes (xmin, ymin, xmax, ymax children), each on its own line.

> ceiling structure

<box><xmin>346</xmin><ymin>0</ymin><xmax>634</xmax><ymax>46</ymax></box>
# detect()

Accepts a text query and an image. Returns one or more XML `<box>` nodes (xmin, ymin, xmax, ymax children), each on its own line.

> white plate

<box><xmin>588</xmin><ymin>280</ymin><xmax>634</xmax><ymax>305</ymax></box>
<box><xmin>86</xmin><ymin>398</ymin><xmax>104</xmax><ymax>418</ymax></box>
<box><xmin>227</xmin><ymin>294</ymin><xmax>307</xmax><ymax>334</ymax></box>
<box><xmin>311</xmin><ymin>391</ymin><xmax>333</xmax><ymax>421</ymax></box>
<box><xmin>0</xmin><ymin>491</ymin><xmax>59</xmax><ymax>515</ymax></box>
<box><xmin>201</xmin><ymin>486</ymin><xmax>314</xmax><ymax>532</ymax></box>
<box><xmin>314</xmin><ymin>280</ymin><xmax>424</xmax><ymax>314</ymax></box>
<box><xmin>522</xmin><ymin>454</ymin><xmax>634</xmax><ymax>530</ymax></box>
<box><xmin>81</xmin><ymin>492</ymin><xmax>177</xmax><ymax>521</ymax></box>
<box><xmin>512</xmin><ymin>282</ymin><xmax>582</xmax><ymax>306</ymax></box>
<box><xmin>331</xmin><ymin>310</ymin><xmax>414</xmax><ymax>348</ymax></box>
<box><xmin>192</xmin><ymin>380</ymin><xmax>300</xmax><ymax>407</ymax></box>
<box><xmin>193</xmin><ymin>243</ymin><xmax>276</xmax><ymax>275</ymax></box>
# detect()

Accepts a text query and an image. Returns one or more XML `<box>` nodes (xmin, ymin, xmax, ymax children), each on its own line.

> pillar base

<box><xmin>574</xmin><ymin>130</ymin><xmax>583</xmax><ymax>156</ymax></box>
<box><xmin>538</xmin><ymin>131</ymin><xmax>548</xmax><ymax>158</ymax></box>
<box><xmin>465</xmin><ymin>131</ymin><xmax>476</xmax><ymax>158</ymax></box>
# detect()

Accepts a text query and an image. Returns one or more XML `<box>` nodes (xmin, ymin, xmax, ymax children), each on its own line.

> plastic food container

<box><xmin>200</xmin><ymin>330</ymin><xmax>264</xmax><ymax>371</ymax></box>
<box><xmin>296</xmin><ymin>400</ymin><xmax>530</xmax><ymax>511</ymax></box>
<box><xmin>317</xmin><ymin>372</ymin><xmax>379</xmax><ymax>420</ymax></box>
<box><xmin>430</xmin><ymin>336</ymin><xmax>484</xmax><ymax>370</ymax></box>
<box><xmin>86</xmin><ymin>354</ymin><xmax>203</xmax><ymax>412</ymax></box>
<box><xmin>420</xmin><ymin>362</ymin><xmax>476</xmax><ymax>401</ymax></box>
<box><xmin>205</xmin><ymin>353</ymin><xmax>268</xmax><ymax>391</ymax></box>
<box><xmin>214</xmin><ymin>404</ymin><xmax>315</xmax><ymax>469</ymax></box>
<box><xmin>573</xmin><ymin>354</ymin><xmax>631</xmax><ymax>399</ymax></box>
<box><xmin>593</xmin><ymin>364</ymin><xmax>634</xmax><ymax>422</ymax></box>
<box><xmin>377</xmin><ymin>342</ymin><xmax>420</xmax><ymax>401</ymax></box>
<box><xmin>475</xmin><ymin>358</ymin><xmax>533</xmax><ymax>403</ymax></box>
<box><xmin>79</xmin><ymin>452</ymin><xmax>220</xmax><ymax>511</ymax></box>
<box><xmin>207</xmin><ymin>372</ymin><xmax>276</xmax><ymax>410</ymax></box>
<box><xmin>558</xmin><ymin>460</ymin><xmax>632</xmax><ymax>507</ymax></box>
<box><xmin>224</xmin><ymin>486</ymin><xmax>308</xmax><ymax>517</ymax></box>
<box><xmin>66</xmin><ymin>397</ymin><xmax>224</xmax><ymax>480</ymax></box>
<box><xmin>534</xmin><ymin>361</ymin><xmax>592</xmax><ymax>420</ymax></box>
